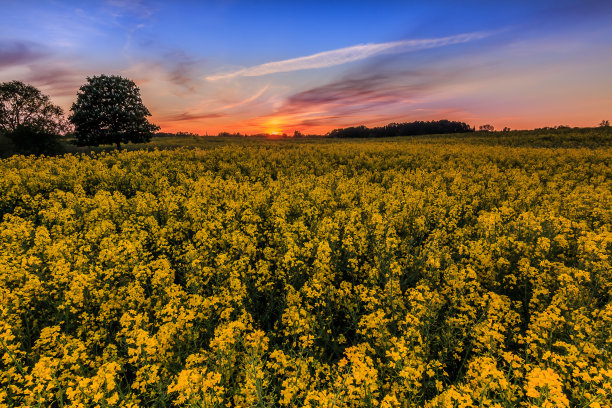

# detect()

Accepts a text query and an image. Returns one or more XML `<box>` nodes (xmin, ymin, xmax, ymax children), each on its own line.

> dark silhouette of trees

<box><xmin>328</xmin><ymin>125</ymin><xmax>370</xmax><ymax>138</ymax></box>
<box><xmin>479</xmin><ymin>124</ymin><xmax>494</xmax><ymax>132</ymax></box>
<box><xmin>0</xmin><ymin>80</ymin><xmax>68</xmax><ymax>134</ymax></box>
<box><xmin>600</xmin><ymin>120</ymin><xmax>610</xmax><ymax>127</ymax></box>
<box><xmin>328</xmin><ymin>120</ymin><xmax>473</xmax><ymax>138</ymax></box>
<box><xmin>0</xmin><ymin>81</ymin><xmax>67</xmax><ymax>155</ymax></box>
<box><xmin>5</xmin><ymin>125</ymin><xmax>64</xmax><ymax>155</ymax></box>
<box><xmin>69</xmin><ymin>75</ymin><xmax>159</xmax><ymax>150</ymax></box>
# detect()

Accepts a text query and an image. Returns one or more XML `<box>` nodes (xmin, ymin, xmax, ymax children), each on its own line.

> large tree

<box><xmin>0</xmin><ymin>80</ymin><xmax>68</xmax><ymax>134</ymax></box>
<box><xmin>69</xmin><ymin>75</ymin><xmax>159</xmax><ymax>150</ymax></box>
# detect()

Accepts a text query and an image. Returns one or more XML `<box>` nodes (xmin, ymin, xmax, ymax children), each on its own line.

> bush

<box><xmin>0</xmin><ymin>133</ymin><xmax>16</xmax><ymax>157</ymax></box>
<box><xmin>5</xmin><ymin>125</ymin><xmax>64</xmax><ymax>156</ymax></box>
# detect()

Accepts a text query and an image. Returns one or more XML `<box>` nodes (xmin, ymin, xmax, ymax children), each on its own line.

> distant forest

<box><xmin>156</xmin><ymin>120</ymin><xmax>474</xmax><ymax>138</ymax></box>
<box><xmin>328</xmin><ymin>119</ymin><xmax>474</xmax><ymax>138</ymax></box>
<box><xmin>154</xmin><ymin>121</ymin><xmax>609</xmax><ymax>139</ymax></box>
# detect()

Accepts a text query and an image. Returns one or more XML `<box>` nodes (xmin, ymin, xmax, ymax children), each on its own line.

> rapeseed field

<box><xmin>1</xmin><ymin>135</ymin><xmax>610</xmax><ymax>407</ymax></box>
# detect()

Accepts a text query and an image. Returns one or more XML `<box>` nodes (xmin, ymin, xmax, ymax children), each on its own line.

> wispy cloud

<box><xmin>0</xmin><ymin>40</ymin><xmax>47</xmax><ymax>68</ymax></box>
<box><xmin>0</xmin><ymin>40</ymin><xmax>84</xmax><ymax>98</ymax></box>
<box><xmin>280</xmin><ymin>73</ymin><xmax>422</xmax><ymax>115</ymax></box>
<box><xmin>161</xmin><ymin>112</ymin><xmax>225</xmax><ymax>122</ymax></box>
<box><xmin>206</xmin><ymin>32</ymin><xmax>489</xmax><ymax>81</ymax></box>
<box><xmin>219</xmin><ymin>85</ymin><xmax>269</xmax><ymax>110</ymax></box>
<box><xmin>121</xmin><ymin>50</ymin><xmax>204</xmax><ymax>94</ymax></box>
<box><xmin>105</xmin><ymin>0</ymin><xmax>155</xmax><ymax>19</ymax></box>
<box><xmin>249</xmin><ymin>59</ymin><xmax>477</xmax><ymax>133</ymax></box>
<box><xmin>24</xmin><ymin>63</ymin><xmax>84</xmax><ymax>97</ymax></box>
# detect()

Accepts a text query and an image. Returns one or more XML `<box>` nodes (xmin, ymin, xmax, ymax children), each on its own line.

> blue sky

<box><xmin>1</xmin><ymin>0</ymin><xmax>611</xmax><ymax>134</ymax></box>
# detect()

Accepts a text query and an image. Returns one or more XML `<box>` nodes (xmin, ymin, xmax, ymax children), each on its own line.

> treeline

<box><xmin>328</xmin><ymin>119</ymin><xmax>474</xmax><ymax>138</ymax></box>
<box><xmin>156</xmin><ymin>131</ymin><xmax>203</xmax><ymax>137</ymax></box>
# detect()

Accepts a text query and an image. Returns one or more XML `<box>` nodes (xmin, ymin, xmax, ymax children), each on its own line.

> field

<box><xmin>1</xmin><ymin>129</ymin><xmax>611</xmax><ymax>407</ymax></box>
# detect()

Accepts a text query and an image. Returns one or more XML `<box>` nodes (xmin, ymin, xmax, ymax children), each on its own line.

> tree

<box><xmin>0</xmin><ymin>81</ymin><xmax>67</xmax><ymax>156</ymax></box>
<box><xmin>479</xmin><ymin>124</ymin><xmax>494</xmax><ymax>132</ymax></box>
<box><xmin>327</xmin><ymin>120</ymin><xmax>474</xmax><ymax>138</ymax></box>
<box><xmin>69</xmin><ymin>75</ymin><xmax>159</xmax><ymax>150</ymax></box>
<box><xmin>0</xmin><ymin>80</ymin><xmax>68</xmax><ymax>135</ymax></box>
<box><xmin>600</xmin><ymin>120</ymin><xmax>610</xmax><ymax>127</ymax></box>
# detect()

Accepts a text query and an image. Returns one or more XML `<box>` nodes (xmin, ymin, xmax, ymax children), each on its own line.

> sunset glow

<box><xmin>2</xmin><ymin>1</ymin><xmax>612</xmax><ymax>134</ymax></box>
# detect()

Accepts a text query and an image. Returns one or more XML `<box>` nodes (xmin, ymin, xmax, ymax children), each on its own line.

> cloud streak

<box><xmin>24</xmin><ymin>64</ymin><xmax>84</xmax><ymax>97</ymax></box>
<box><xmin>219</xmin><ymin>85</ymin><xmax>269</xmax><ymax>110</ymax></box>
<box><xmin>281</xmin><ymin>73</ymin><xmax>421</xmax><ymax>114</ymax></box>
<box><xmin>106</xmin><ymin>0</ymin><xmax>155</xmax><ymax>19</ymax></box>
<box><xmin>206</xmin><ymin>32</ymin><xmax>489</xmax><ymax>81</ymax></box>
<box><xmin>0</xmin><ymin>40</ymin><xmax>48</xmax><ymax>68</ymax></box>
<box><xmin>161</xmin><ymin>112</ymin><xmax>225</xmax><ymax>122</ymax></box>
<box><xmin>249</xmin><ymin>58</ymin><xmax>477</xmax><ymax>133</ymax></box>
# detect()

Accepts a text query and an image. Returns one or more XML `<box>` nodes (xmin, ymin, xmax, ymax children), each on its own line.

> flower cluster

<box><xmin>0</xmin><ymin>136</ymin><xmax>610</xmax><ymax>406</ymax></box>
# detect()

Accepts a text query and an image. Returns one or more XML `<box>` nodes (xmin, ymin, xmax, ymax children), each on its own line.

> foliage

<box><xmin>0</xmin><ymin>81</ymin><xmax>66</xmax><ymax>156</ymax></box>
<box><xmin>0</xmin><ymin>80</ymin><xmax>68</xmax><ymax>135</ymax></box>
<box><xmin>0</xmin><ymin>134</ymin><xmax>16</xmax><ymax>158</ymax></box>
<box><xmin>69</xmin><ymin>75</ymin><xmax>160</xmax><ymax>150</ymax></box>
<box><xmin>328</xmin><ymin>120</ymin><xmax>473</xmax><ymax>138</ymax></box>
<box><xmin>4</xmin><ymin>125</ymin><xmax>64</xmax><ymax>156</ymax></box>
<box><xmin>479</xmin><ymin>124</ymin><xmax>494</xmax><ymax>131</ymax></box>
<box><xmin>425</xmin><ymin>126</ymin><xmax>612</xmax><ymax>149</ymax></box>
<box><xmin>0</xmin><ymin>137</ymin><xmax>611</xmax><ymax>407</ymax></box>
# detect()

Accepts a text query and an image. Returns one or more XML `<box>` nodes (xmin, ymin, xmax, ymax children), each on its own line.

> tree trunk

<box><xmin>116</xmin><ymin>141</ymin><xmax>122</xmax><ymax>151</ymax></box>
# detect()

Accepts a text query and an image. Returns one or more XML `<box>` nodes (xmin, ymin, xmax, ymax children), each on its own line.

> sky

<box><xmin>1</xmin><ymin>0</ymin><xmax>612</xmax><ymax>135</ymax></box>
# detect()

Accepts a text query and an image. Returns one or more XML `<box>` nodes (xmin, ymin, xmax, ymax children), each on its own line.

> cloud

<box><xmin>206</xmin><ymin>32</ymin><xmax>489</xmax><ymax>81</ymax></box>
<box><xmin>219</xmin><ymin>85</ymin><xmax>269</xmax><ymax>110</ymax></box>
<box><xmin>161</xmin><ymin>112</ymin><xmax>225</xmax><ymax>122</ymax></box>
<box><xmin>252</xmin><ymin>59</ymin><xmax>477</xmax><ymax>133</ymax></box>
<box><xmin>281</xmin><ymin>74</ymin><xmax>417</xmax><ymax>113</ymax></box>
<box><xmin>0</xmin><ymin>40</ymin><xmax>83</xmax><ymax>98</ymax></box>
<box><xmin>23</xmin><ymin>64</ymin><xmax>84</xmax><ymax>97</ymax></box>
<box><xmin>0</xmin><ymin>40</ymin><xmax>47</xmax><ymax>68</ymax></box>
<box><xmin>105</xmin><ymin>0</ymin><xmax>155</xmax><ymax>19</ymax></box>
<box><xmin>167</xmin><ymin>59</ymin><xmax>198</xmax><ymax>89</ymax></box>
<box><xmin>154</xmin><ymin>50</ymin><xmax>202</xmax><ymax>91</ymax></box>
<box><xmin>155</xmin><ymin>85</ymin><xmax>270</xmax><ymax>131</ymax></box>
<box><xmin>121</xmin><ymin>54</ymin><xmax>203</xmax><ymax>95</ymax></box>
<box><xmin>275</xmin><ymin>69</ymin><xmax>442</xmax><ymax>121</ymax></box>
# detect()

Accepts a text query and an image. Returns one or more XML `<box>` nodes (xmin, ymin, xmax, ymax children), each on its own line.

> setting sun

<box><xmin>264</xmin><ymin>118</ymin><xmax>284</xmax><ymax>136</ymax></box>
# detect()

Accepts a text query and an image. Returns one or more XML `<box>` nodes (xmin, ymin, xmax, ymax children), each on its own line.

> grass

<box><xmin>2</xmin><ymin>126</ymin><xmax>611</xmax><ymax>159</ymax></box>
<box><xmin>89</xmin><ymin>127</ymin><xmax>612</xmax><ymax>151</ymax></box>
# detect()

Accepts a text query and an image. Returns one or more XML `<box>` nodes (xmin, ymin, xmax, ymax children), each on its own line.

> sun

<box><xmin>264</xmin><ymin>118</ymin><xmax>284</xmax><ymax>136</ymax></box>
<box><xmin>266</xmin><ymin>127</ymin><xmax>283</xmax><ymax>136</ymax></box>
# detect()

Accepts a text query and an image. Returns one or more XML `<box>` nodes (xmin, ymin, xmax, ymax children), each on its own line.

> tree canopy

<box><xmin>328</xmin><ymin>120</ymin><xmax>474</xmax><ymax>138</ymax></box>
<box><xmin>0</xmin><ymin>80</ymin><xmax>68</xmax><ymax>135</ymax></box>
<box><xmin>69</xmin><ymin>75</ymin><xmax>159</xmax><ymax>150</ymax></box>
